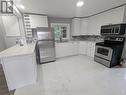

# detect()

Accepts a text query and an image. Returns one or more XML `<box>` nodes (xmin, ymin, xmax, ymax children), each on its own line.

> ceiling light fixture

<box><xmin>76</xmin><ymin>1</ymin><xmax>84</xmax><ymax>7</ymax></box>
<box><xmin>17</xmin><ymin>5</ymin><xmax>25</xmax><ymax>10</ymax></box>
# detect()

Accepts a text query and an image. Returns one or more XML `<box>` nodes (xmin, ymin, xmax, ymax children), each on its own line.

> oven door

<box><xmin>95</xmin><ymin>45</ymin><xmax>113</xmax><ymax>61</ymax></box>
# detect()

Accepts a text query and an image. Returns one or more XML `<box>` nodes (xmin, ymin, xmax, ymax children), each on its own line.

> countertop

<box><xmin>55</xmin><ymin>40</ymin><xmax>103</xmax><ymax>44</ymax></box>
<box><xmin>0</xmin><ymin>43</ymin><xmax>36</xmax><ymax>58</ymax></box>
<box><xmin>55</xmin><ymin>41</ymin><xmax>78</xmax><ymax>44</ymax></box>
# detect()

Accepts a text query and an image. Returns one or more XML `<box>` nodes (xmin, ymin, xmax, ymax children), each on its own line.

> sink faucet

<box><xmin>16</xmin><ymin>37</ymin><xmax>24</xmax><ymax>46</ymax></box>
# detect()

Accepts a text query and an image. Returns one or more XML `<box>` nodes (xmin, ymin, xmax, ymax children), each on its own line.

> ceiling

<box><xmin>15</xmin><ymin>0</ymin><xmax>126</xmax><ymax>18</ymax></box>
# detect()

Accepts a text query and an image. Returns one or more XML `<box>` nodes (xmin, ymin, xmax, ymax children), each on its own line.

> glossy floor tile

<box><xmin>14</xmin><ymin>55</ymin><xmax>126</xmax><ymax>95</ymax></box>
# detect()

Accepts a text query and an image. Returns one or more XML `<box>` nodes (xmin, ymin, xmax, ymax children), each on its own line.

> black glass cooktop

<box><xmin>96</xmin><ymin>42</ymin><xmax>123</xmax><ymax>48</ymax></box>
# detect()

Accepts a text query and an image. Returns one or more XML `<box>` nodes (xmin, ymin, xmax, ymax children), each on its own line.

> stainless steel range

<box><xmin>94</xmin><ymin>24</ymin><xmax>126</xmax><ymax>68</ymax></box>
<box><xmin>95</xmin><ymin>37</ymin><xmax>125</xmax><ymax>67</ymax></box>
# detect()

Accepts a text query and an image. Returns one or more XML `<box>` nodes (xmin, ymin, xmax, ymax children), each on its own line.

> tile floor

<box><xmin>14</xmin><ymin>55</ymin><xmax>126</xmax><ymax>95</ymax></box>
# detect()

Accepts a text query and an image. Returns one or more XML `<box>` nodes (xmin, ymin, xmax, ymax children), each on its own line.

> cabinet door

<box><xmin>90</xmin><ymin>42</ymin><xmax>96</xmax><ymax>58</ymax></box>
<box><xmin>81</xmin><ymin>18</ymin><xmax>88</xmax><ymax>35</ymax></box>
<box><xmin>86</xmin><ymin>42</ymin><xmax>96</xmax><ymax>57</ymax></box>
<box><xmin>87</xmin><ymin>16</ymin><xmax>101</xmax><ymax>35</ymax></box>
<box><xmin>87</xmin><ymin>6</ymin><xmax>125</xmax><ymax>35</ymax></box>
<box><xmin>29</xmin><ymin>15</ymin><xmax>48</xmax><ymax>28</ymax></box>
<box><xmin>55</xmin><ymin>43</ymin><xmax>70</xmax><ymax>58</ymax></box>
<box><xmin>79</xmin><ymin>41</ymin><xmax>96</xmax><ymax>57</ymax></box>
<box><xmin>86</xmin><ymin>42</ymin><xmax>91</xmax><ymax>56</ymax></box>
<box><xmin>71</xmin><ymin>42</ymin><xmax>79</xmax><ymax>55</ymax></box>
<box><xmin>72</xmin><ymin>18</ymin><xmax>81</xmax><ymax>36</ymax></box>
<box><xmin>55</xmin><ymin>42</ymin><xmax>78</xmax><ymax>58</ymax></box>
<box><xmin>79</xmin><ymin>41</ymin><xmax>87</xmax><ymax>55</ymax></box>
<box><xmin>55</xmin><ymin>44</ymin><xmax>63</xmax><ymax>58</ymax></box>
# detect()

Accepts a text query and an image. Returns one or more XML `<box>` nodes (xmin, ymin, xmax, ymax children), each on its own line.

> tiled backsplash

<box><xmin>72</xmin><ymin>35</ymin><xmax>104</xmax><ymax>41</ymax></box>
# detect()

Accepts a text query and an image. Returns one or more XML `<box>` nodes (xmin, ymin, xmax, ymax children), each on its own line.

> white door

<box><xmin>2</xmin><ymin>16</ymin><xmax>21</xmax><ymax>36</ymax></box>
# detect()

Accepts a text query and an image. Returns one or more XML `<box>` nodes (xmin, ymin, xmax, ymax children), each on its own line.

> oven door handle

<box><xmin>95</xmin><ymin>45</ymin><xmax>113</xmax><ymax>61</ymax></box>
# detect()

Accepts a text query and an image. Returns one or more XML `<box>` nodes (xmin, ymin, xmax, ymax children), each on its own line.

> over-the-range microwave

<box><xmin>101</xmin><ymin>24</ymin><xmax>126</xmax><ymax>36</ymax></box>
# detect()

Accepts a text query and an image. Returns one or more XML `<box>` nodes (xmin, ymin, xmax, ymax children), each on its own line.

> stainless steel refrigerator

<box><xmin>32</xmin><ymin>27</ymin><xmax>56</xmax><ymax>64</ymax></box>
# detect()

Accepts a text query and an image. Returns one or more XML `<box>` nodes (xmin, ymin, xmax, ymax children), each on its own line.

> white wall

<box><xmin>0</xmin><ymin>16</ymin><xmax>16</xmax><ymax>49</ymax></box>
<box><xmin>0</xmin><ymin>16</ymin><xmax>6</xmax><ymax>51</ymax></box>
<box><xmin>2</xmin><ymin>16</ymin><xmax>19</xmax><ymax>48</ymax></box>
<box><xmin>123</xmin><ymin>6</ymin><xmax>126</xmax><ymax>23</ymax></box>
<box><xmin>122</xmin><ymin>6</ymin><xmax>126</xmax><ymax>60</ymax></box>
<box><xmin>4</xmin><ymin>37</ymin><xmax>17</xmax><ymax>48</ymax></box>
<box><xmin>2</xmin><ymin>16</ymin><xmax>21</xmax><ymax>36</ymax></box>
<box><xmin>49</xmin><ymin>17</ymin><xmax>72</xmax><ymax>24</ymax></box>
<box><xmin>1</xmin><ymin>15</ymin><xmax>25</xmax><ymax>49</ymax></box>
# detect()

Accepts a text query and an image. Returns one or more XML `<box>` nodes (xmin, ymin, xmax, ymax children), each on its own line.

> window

<box><xmin>51</xmin><ymin>23</ymin><xmax>70</xmax><ymax>41</ymax></box>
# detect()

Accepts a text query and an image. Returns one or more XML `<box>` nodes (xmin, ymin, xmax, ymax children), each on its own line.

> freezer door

<box><xmin>37</xmin><ymin>31</ymin><xmax>54</xmax><ymax>40</ymax></box>
<box><xmin>32</xmin><ymin>27</ymin><xmax>54</xmax><ymax>40</ymax></box>
<box><xmin>38</xmin><ymin>41</ymin><xmax>56</xmax><ymax>63</ymax></box>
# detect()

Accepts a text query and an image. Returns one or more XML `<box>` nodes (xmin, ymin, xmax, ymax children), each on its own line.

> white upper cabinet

<box><xmin>87</xmin><ymin>6</ymin><xmax>125</xmax><ymax>35</ymax></box>
<box><xmin>2</xmin><ymin>16</ymin><xmax>21</xmax><ymax>36</ymax></box>
<box><xmin>72</xmin><ymin>18</ymin><xmax>81</xmax><ymax>36</ymax></box>
<box><xmin>80</xmin><ymin>18</ymin><xmax>88</xmax><ymax>35</ymax></box>
<box><xmin>29</xmin><ymin>15</ymin><xmax>48</xmax><ymax>28</ymax></box>
<box><xmin>72</xmin><ymin>6</ymin><xmax>126</xmax><ymax>36</ymax></box>
<box><xmin>72</xmin><ymin>18</ymin><xmax>88</xmax><ymax>36</ymax></box>
<box><xmin>23</xmin><ymin>14</ymin><xmax>48</xmax><ymax>37</ymax></box>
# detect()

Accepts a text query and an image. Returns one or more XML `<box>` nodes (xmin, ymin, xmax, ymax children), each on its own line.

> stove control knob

<box><xmin>120</xmin><ymin>38</ymin><xmax>123</xmax><ymax>41</ymax></box>
<box><xmin>116</xmin><ymin>38</ymin><xmax>119</xmax><ymax>41</ymax></box>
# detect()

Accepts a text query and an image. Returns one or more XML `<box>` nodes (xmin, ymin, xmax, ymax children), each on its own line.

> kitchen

<box><xmin>0</xmin><ymin>0</ymin><xmax>126</xmax><ymax>95</ymax></box>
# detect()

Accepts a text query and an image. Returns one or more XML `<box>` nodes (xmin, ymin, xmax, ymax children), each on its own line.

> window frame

<box><xmin>51</xmin><ymin>23</ymin><xmax>70</xmax><ymax>41</ymax></box>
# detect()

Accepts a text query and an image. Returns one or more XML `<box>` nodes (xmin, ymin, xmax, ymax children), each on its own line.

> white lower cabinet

<box><xmin>86</xmin><ymin>42</ymin><xmax>91</xmax><ymax>57</ymax></box>
<box><xmin>1</xmin><ymin>53</ymin><xmax>37</xmax><ymax>91</ymax></box>
<box><xmin>90</xmin><ymin>42</ymin><xmax>96</xmax><ymax>57</ymax></box>
<box><xmin>56</xmin><ymin>41</ymin><xmax>96</xmax><ymax>58</ymax></box>
<box><xmin>55</xmin><ymin>42</ymin><xmax>78</xmax><ymax>58</ymax></box>
<box><xmin>79</xmin><ymin>41</ymin><xmax>87</xmax><ymax>55</ymax></box>
<box><xmin>79</xmin><ymin>41</ymin><xmax>96</xmax><ymax>57</ymax></box>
